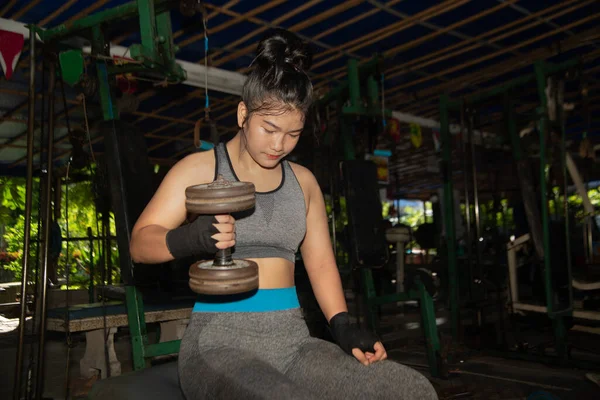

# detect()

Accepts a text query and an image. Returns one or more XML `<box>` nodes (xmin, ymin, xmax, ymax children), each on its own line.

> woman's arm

<box><xmin>293</xmin><ymin>163</ymin><xmax>387</xmax><ymax>365</ymax></box>
<box><xmin>297</xmin><ymin>168</ymin><xmax>348</xmax><ymax>322</ymax></box>
<box><xmin>130</xmin><ymin>152</ymin><xmax>214</xmax><ymax>264</ymax></box>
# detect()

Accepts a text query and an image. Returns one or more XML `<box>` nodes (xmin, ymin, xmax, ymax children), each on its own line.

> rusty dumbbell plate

<box><xmin>189</xmin><ymin>259</ymin><xmax>259</xmax><ymax>295</ymax></box>
<box><xmin>186</xmin><ymin>175</ymin><xmax>255</xmax><ymax>215</ymax></box>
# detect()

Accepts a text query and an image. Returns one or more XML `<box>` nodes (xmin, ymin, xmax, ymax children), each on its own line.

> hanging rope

<box><xmin>380</xmin><ymin>72</ymin><xmax>387</xmax><ymax>129</ymax></box>
<box><xmin>202</xmin><ymin>4</ymin><xmax>210</xmax><ymax>122</ymax></box>
<box><xmin>194</xmin><ymin>4</ymin><xmax>214</xmax><ymax>152</ymax></box>
<box><xmin>63</xmin><ymin>158</ymin><xmax>73</xmax><ymax>397</ymax></box>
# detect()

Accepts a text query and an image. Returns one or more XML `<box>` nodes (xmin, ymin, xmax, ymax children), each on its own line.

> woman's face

<box><xmin>237</xmin><ymin>101</ymin><xmax>304</xmax><ymax>169</ymax></box>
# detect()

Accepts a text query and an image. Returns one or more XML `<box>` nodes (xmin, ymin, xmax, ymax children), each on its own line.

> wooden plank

<box><xmin>312</xmin><ymin>0</ymin><xmax>469</xmax><ymax>71</ymax></box>
<box><xmin>209</xmin><ymin>0</ymin><xmax>324</xmax><ymax>67</ymax></box>
<box><xmin>177</xmin><ymin>0</ymin><xmax>286</xmax><ymax>49</ymax></box>
<box><xmin>390</xmin><ymin>13</ymin><xmax>600</xmax><ymax>101</ymax></box>
<box><xmin>47</xmin><ymin>307</ymin><xmax>193</xmax><ymax>332</ymax></box>
<box><xmin>383</xmin><ymin>0</ymin><xmax>585</xmax><ymax>84</ymax></box>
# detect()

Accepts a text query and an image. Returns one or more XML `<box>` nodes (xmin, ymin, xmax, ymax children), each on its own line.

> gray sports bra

<box><xmin>213</xmin><ymin>143</ymin><xmax>307</xmax><ymax>263</ymax></box>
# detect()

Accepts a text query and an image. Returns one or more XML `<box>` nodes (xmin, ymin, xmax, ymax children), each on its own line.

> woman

<box><xmin>130</xmin><ymin>29</ymin><xmax>438</xmax><ymax>400</ymax></box>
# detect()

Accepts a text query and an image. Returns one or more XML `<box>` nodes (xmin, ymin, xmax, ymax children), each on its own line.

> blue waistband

<box><xmin>192</xmin><ymin>287</ymin><xmax>300</xmax><ymax>313</ymax></box>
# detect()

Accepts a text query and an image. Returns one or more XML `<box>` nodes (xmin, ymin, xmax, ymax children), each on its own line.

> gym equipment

<box><xmin>341</xmin><ymin>161</ymin><xmax>389</xmax><ymax>268</ymax></box>
<box><xmin>186</xmin><ymin>175</ymin><xmax>259</xmax><ymax>295</ymax></box>
<box><xmin>14</xmin><ymin>3</ymin><xmax>196</xmax><ymax>398</ymax></box>
<box><xmin>440</xmin><ymin>58</ymin><xmax>600</xmax><ymax>370</ymax></box>
<box><xmin>316</xmin><ymin>57</ymin><xmax>444</xmax><ymax>378</ymax></box>
<box><xmin>341</xmin><ymin>159</ymin><xmax>444</xmax><ymax>379</ymax></box>
<box><xmin>385</xmin><ymin>226</ymin><xmax>410</xmax><ymax>294</ymax></box>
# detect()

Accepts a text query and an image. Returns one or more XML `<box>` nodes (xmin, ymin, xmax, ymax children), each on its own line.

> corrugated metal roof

<box><xmin>0</xmin><ymin>0</ymin><xmax>598</xmax><ymax>196</ymax></box>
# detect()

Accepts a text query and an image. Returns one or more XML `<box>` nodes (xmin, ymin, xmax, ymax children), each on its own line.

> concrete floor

<box><xmin>1</xmin><ymin>306</ymin><xmax>600</xmax><ymax>399</ymax></box>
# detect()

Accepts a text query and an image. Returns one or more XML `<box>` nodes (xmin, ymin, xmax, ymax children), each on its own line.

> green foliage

<box><xmin>3</xmin><ymin>214</ymin><xmax>39</xmax><ymax>280</ymax></box>
<box><xmin>0</xmin><ymin>177</ymin><xmax>30</xmax><ymax>226</ymax></box>
<box><xmin>0</xmin><ymin>176</ymin><xmax>120</xmax><ymax>286</ymax></box>
<box><xmin>398</xmin><ymin>204</ymin><xmax>426</xmax><ymax>228</ymax></box>
<box><xmin>460</xmin><ymin>199</ymin><xmax>515</xmax><ymax>232</ymax></box>
<box><xmin>58</xmin><ymin>179</ymin><xmax>121</xmax><ymax>287</ymax></box>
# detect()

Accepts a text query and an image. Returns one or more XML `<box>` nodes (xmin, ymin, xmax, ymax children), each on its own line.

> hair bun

<box><xmin>255</xmin><ymin>28</ymin><xmax>312</xmax><ymax>72</ymax></box>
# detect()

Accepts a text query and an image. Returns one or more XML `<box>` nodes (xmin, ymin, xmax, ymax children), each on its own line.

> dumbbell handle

<box><xmin>214</xmin><ymin>248</ymin><xmax>233</xmax><ymax>266</ymax></box>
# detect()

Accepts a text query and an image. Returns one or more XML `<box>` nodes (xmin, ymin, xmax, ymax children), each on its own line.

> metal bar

<box><xmin>13</xmin><ymin>25</ymin><xmax>36</xmax><ymax>400</ymax></box>
<box><xmin>506</xmin><ymin>97</ymin><xmax>545</xmax><ymax>259</ymax></box>
<box><xmin>448</xmin><ymin>58</ymin><xmax>581</xmax><ymax>109</ymax></box>
<box><xmin>37</xmin><ymin>0</ymin><xmax>174</xmax><ymax>42</ymax></box>
<box><xmin>126</xmin><ymin>286</ymin><xmax>149</xmax><ymax>370</ymax></box>
<box><xmin>155</xmin><ymin>10</ymin><xmax>179</xmax><ymax>77</ymax></box>
<box><xmin>145</xmin><ymin>340</ymin><xmax>181</xmax><ymax>358</ymax></box>
<box><xmin>468</xmin><ymin>111</ymin><xmax>483</xmax><ymax>289</ymax></box>
<box><xmin>440</xmin><ymin>94</ymin><xmax>459</xmax><ymax>339</ymax></box>
<box><xmin>105</xmin><ymin>213</ymin><xmax>113</xmax><ymax>285</ymax></box>
<box><xmin>135</xmin><ymin>0</ymin><xmax>158</xmax><ymax>63</ymax></box>
<box><xmin>507</xmin><ymin>242</ymin><xmax>519</xmax><ymax>306</ymax></box>
<box><xmin>316</xmin><ymin>56</ymin><xmax>381</xmax><ymax>106</ymax></box>
<box><xmin>460</xmin><ymin>101</ymin><xmax>474</xmax><ymax>300</ymax></box>
<box><xmin>339</xmin><ymin>102</ymin><xmax>356</xmax><ymax>160</ymax></box>
<box><xmin>88</xmin><ymin>227</ymin><xmax>95</xmax><ymax>303</ymax></box>
<box><xmin>347</xmin><ymin>59</ymin><xmax>361</xmax><ymax>110</ymax></box>
<box><xmin>91</xmin><ymin>25</ymin><xmax>118</xmax><ymax>121</ymax></box>
<box><xmin>559</xmin><ymin>86</ymin><xmax>574</xmax><ymax>317</ymax></box>
<box><xmin>534</xmin><ymin>61</ymin><xmax>553</xmax><ymax>315</ymax></box>
<box><xmin>418</xmin><ymin>281</ymin><xmax>441</xmax><ymax>379</ymax></box>
<box><xmin>365</xmin><ymin>291</ymin><xmax>414</xmax><ymax>306</ymax></box>
<box><xmin>497</xmin><ymin>0</ymin><xmax>599</xmax><ymax>52</ymax></box>
<box><xmin>368</xmin><ymin>0</ymin><xmax>510</xmax><ymax>53</ymax></box>
<box><xmin>35</xmin><ymin>60</ymin><xmax>56</xmax><ymax>400</ymax></box>
<box><xmin>367</xmin><ymin>74</ymin><xmax>379</xmax><ymax>112</ymax></box>
<box><xmin>361</xmin><ymin>269</ymin><xmax>380</xmax><ymax>333</ymax></box>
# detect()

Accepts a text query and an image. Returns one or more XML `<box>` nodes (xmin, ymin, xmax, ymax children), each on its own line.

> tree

<box><xmin>1</xmin><ymin>176</ymin><xmax>120</xmax><ymax>287</ymax></box>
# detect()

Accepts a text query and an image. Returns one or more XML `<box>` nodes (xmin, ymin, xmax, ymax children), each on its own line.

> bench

<box><xmin>47</xmin><ymin>299</ymin><xmax>193</xmax><ymax>379</ymax></box>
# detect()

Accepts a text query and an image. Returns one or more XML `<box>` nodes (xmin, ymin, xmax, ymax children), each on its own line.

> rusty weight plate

<box><xmin>189</xmin><ymin>259</ymin><xmax>259</xmax><ymax>295</ymax></box>
<box><xmin>185</xmin><ymin>174</ymin><xmax>256</xmax><ymax>214</ymax></box>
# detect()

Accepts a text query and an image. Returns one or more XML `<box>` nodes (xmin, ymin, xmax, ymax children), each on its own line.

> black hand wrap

<box><xmin>329</xmin><ymin>312</ymin><xmax>380</xmax><ymax>356</ymax></box>
<box><xmin>165</xmin><ymin>215</ymin><xmax>219</xmax><ymax>259</ymax></box>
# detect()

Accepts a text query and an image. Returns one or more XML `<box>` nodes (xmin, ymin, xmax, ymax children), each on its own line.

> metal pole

<box><xmin>440</xmin><ymin>94</ymin><xmax>459</xmax><ymax>339</ymax></box>
<box><xmin>87</xmin><ymin>227</ymin><xmax>95</xmax><ymax>303</ymax></box>
<box><xmin>461</xmin><ymin>101</ymin><xmax>473</xmax><ymax>300</ymax></box>
<box><xmin>35</xmin><ymin>59</ymin><xmax>56</xmax><ymax>400</ymax></box>
<box><xmin>534</xmin><ymin>61</ymin><xmax>553</xmax><ymax>315</ymax></box>
<box><xmin>347</xmin><ymin>59</ymin><xmax>361</xmax><ymax>110</ymax></box>
<box><xmin>14</xmin><ymin>25</ymin><xmax>36</xmax><ymax>400</ymax></box>
<box><xmin>559</xmin><ymin>80</ymin><xmax>574</xmax><ymax>315</ymax></box>
<box><xmin>468</xmin><ymin>111</ymin><xmax>483</xmax><ymax>287</ymax></box>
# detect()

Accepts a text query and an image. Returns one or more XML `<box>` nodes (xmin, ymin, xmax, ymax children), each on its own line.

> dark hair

<box><xmin>241</xmin><ymin>29</ymin><xmax>314</xmax><ymax>123</ymax></box>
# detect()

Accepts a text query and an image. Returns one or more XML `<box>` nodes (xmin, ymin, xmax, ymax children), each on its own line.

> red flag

<box><xmin>0</xmin><ymin>29</ymin><xmax>25</xmax><ymax>79</ymax></box>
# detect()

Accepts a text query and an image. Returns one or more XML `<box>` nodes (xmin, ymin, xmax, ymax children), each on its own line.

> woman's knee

<box><xmin>376</xmin><ymin>361</ymin><xmax>438</xmax><ymax>399</ymax></box>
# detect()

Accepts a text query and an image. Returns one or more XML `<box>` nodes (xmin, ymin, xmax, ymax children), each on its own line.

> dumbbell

<box><xmin>185</xmin><ymin>174</ymin><xmax>259</xmax><ymax>295</ymax></box>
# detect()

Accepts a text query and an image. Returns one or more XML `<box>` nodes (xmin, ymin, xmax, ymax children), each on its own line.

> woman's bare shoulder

<box><xmin>165</xmin><ymin>149</ymin><xmax>217</xmax><ymax>187</ymax></box>
<box><xmin>288</xmin><ymin>161</ymin><xmax>318</xmax><ymax>191</ymax></box>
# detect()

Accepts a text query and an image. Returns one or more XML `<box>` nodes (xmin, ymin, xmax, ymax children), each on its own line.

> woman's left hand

<box><xmin>352</xmin><ymin>341</ymin><xmax>388</xmax><ymax>366</ymax></box>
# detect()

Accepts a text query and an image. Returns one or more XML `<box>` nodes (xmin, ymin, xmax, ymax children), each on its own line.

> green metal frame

<box><xmin>439</xmin><ymin>58</ymin><xmax>579</xmax><ymax>359</ymax></box>
<box><xmin>37</xmin><ymin>0</ymin><xmax>186</xmax><ymax>121</ymax></box>
<box><xmin>32</xmin><ymin>0</ymin><xmax>188</xmax><ymax>370</ymax></box>
<box><xmin>319</xmin><ymin>57</ymin><xmax>443</xmax><ymax>378</ymax></box>
<box><xmin>439</xmin><ymin>94</ymin><xmax>459</xmax><ymax>340</ymax></box>
<box><xmin>126</xmin><ymin>286</ymin><xmax>181</xmax><ymax>370</ymax></box>
<box><xmin>361</xmin><ymin>269</ymin><xmax>443</xmax><ymax>378</ymax></box>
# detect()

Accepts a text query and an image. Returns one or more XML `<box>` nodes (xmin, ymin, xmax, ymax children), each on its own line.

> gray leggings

<box><xmin>178</xmin><ymin>308</ymin><xmax>438</xmax><ymax>400</ymax></box>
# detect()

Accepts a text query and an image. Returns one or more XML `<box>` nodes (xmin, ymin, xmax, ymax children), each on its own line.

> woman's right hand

<box><xmin>212</xmin><ymin>214</ymin><xmax>236</xmax><ymax>249</ymax></box>
<box><xmin>165</xmin><ymin>214</ymin><xmax>236</xmax><ymax>259</ymax></box>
